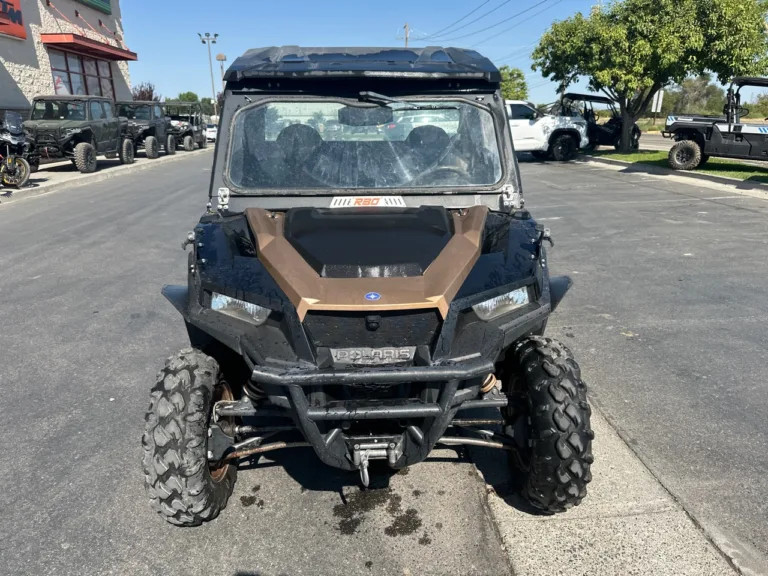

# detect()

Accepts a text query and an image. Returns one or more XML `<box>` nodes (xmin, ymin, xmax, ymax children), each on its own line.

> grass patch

<box><xmin>590</xmin><ymin>149</ymin><xmax>768</xmax><ymax>184</ymax></box>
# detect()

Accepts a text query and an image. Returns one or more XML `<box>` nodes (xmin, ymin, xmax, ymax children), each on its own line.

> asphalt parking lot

<box><xmin>1</xmin><ymin>151</ymin><xmax>766</xmax><ymax>575</ymax></box>
<box><xmin>521</xmin><ymin>156</ymin><xmax>768</xmax><ymax>573</ymax></box>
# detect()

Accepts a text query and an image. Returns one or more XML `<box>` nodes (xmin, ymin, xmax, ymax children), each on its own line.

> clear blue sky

<box><xmin>121</xmin><ymin>0</ymin><xmax>598</xmax><ymax>104</ymax></box>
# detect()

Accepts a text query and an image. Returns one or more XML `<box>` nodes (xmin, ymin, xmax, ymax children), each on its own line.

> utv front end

<box><xmin>142</xmin><ymin>46</ymin><xmax>593</xmax><ymax>527</ymax></box>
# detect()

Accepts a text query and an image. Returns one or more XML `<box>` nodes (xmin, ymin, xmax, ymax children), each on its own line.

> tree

<box><xmin>499</xmin><ymin>66</ymin><xmax>528</xmax><ymax>100</ymax></box>
<box><xmin>532</xmin><ymin>0</ymin><xmax>768</xmax><ymax>151</ymax></box>
<box><xmin>661</xmin><ymin>74</ymin><xmax>726</xmax><ymax>115</ymax></box>
<box><xmin>200</xmin><ymin>97</ymin><xmax>215</xmax><ymax>116</ymax></box>
<box><xmin>216</xmin><ymin>91</ymin><xmax>225</xmax><ymax>116</ymax></box>
<box><xmin>177</xmin><ymin>91</ymin><xmax>199</xmax><ymax>102</ymax></box>
<box><xmin>132</xmin><ymin>82</ymin><xmax>161</xmax><ymax>102</ymax></box>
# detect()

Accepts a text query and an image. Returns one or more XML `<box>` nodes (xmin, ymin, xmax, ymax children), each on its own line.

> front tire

<box><xmin>166</xmin><ymin>134</ymin><xmax>177</xmax><ymax>155</ymax></box>
<box><xmin>73</xmin><ymin>142</ymin><xmax>97</xmax><ymax>173</ymax></box>
<box><xmin>550</xmin><ymin>134</ymin><xmax>577</xmax><ymax>161</ymax></box>
<box><xmin>142</xmin><ymin>349</ymin><xmax>237</xmax><ymax>526</ymax></box>
<box><xmin>200</xmin><ymin>136</ymin><xmax>208</xmax><ymax>149</ymax></box>
<box><xmin>183</xmin><ymin>135</ymin><xmax>195</xmax><ymax>152</ymax></box>
<box><xmin>119</xmin><ymin>138</ymin><xmax>135</xmax><ymax>165</ymax></box>
<box><xmin>503</xmin><ymin>337</ymin><xmax>594</xmax><ymax>513</ymax></box>
<box><xmin>145</xmin><ymin>135</ymin><xmax>160</xmax><ymax>159</ymax></box>
<box><xmin>668</xmin><ymin>140</ymin><xmax>702</xmax><ymax>170</ymax></box>
<box><xmin>0</xmin><ymin>157</ymin><xmax>31</xmax><ymax>188</ymax></box>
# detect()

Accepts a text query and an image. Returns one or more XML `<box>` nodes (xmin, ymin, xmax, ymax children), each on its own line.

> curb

<box><xmin>1</xmin><ymin>148</ymin><xmax>212</xmax><ymax>205</ymax></box>
<box><xmin>584</xmin><ymin>154</ymin><xmax>768</xmax><ymax>192</ymax></box>
<box><xmin>470</xmin><ymin>402</ymin><xmax>742</xmax><ymax>576</ymax></box>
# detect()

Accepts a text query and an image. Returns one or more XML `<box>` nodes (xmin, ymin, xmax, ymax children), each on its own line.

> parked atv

<box><xmin>163</xmin><ymin>102</ymin><xmax>207</xmax><ymax>151</ymax></box>
<box><xmin>116</xmin><ymin>101</ymin><xmax>175</xmax><ymax>158</ymax></box>
<box><xmin>0</xmin><ymin>111</ymin><xmax>31</xmax><ymax>188</ymax></box>
<box><xmin>662</xmin><ymin>77</ymin><xmax>768</xmax><ymax>170</ymax></box>
<box><xmin>23</xmin><ymin>96</ymin><xmax>135</xmax><ymax>173</ymax></box>
<box><xmin>560</xmin><ymin>93</ymin><xmax>641</xmax><ymax>151</ymax></box>
<box><xmin>143</xmin><ymin>46</ymin><xmax>594</xmax><ymax>527</ymax></box>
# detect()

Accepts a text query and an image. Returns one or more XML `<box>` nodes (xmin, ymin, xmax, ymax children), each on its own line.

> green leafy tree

<box><xmin>177</xmin><ymin>91</ymin><xmax>199</xmax><ymax>102</ymax></box>
<box><xmin>200</xmin><ymin>97</ymin><xmax>215</xmax><ymax>116</ymax></box>
<box><xmin>532</xmin><ymin>0</ymin><xmax>768</xmax><ymax>151</ymax></box>
<box><xmin>499</xmin><ymin>66</ymin><xmax>528</xmax><ymax>100</ymax></box>
<box><xmin>661</xmin><ymin>74</ymin><xmax>726</xmax><ymax>115</ymax></box>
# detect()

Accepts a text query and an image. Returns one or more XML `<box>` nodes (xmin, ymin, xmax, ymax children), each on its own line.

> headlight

<box><xmin>472</xmin><ymin>287</ymin><xmax>530</xmax><ymax>321</ymax></box>
<box><xmin>210</xmin><ymin>292</ymin><xmax>270</xmax><ymax>325</ymax></box>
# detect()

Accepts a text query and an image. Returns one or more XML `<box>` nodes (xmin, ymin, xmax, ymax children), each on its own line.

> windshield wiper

<box><xmin>358</xmin><ymin>91</ymin><xmax>458</xmax><ymax>110</ymax></box>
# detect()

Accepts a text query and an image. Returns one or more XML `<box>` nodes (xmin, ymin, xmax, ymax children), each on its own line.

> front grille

<box><xmin>303</xmin><ymin>309</ymin><xmax>441</xmax><ymax>350</ymax></box>
<box><xmin>36</xmin><ymin>129</ymin><xmax>59</xmax><ymax>143</ymax></box>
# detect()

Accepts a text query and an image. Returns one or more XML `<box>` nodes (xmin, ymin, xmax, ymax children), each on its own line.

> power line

<box><xmin>428</xmin><ymin>0</ymin><xmax>516</xmax><ymax>40</ymax></box>
<box><xmin>495</xmin><ymin>42</ymin><xmax>538</xmax><ymax>63</ymax></box>
<box><xmin>420</xmin><ymin>0</ymin><xmax>494</xmax><ymax>41</ymax></box>
<box><xmin>438</xmin><ymin>0</ymin><xmax>553</xmax><ymax>43</ymax></box>
<box><xmin>470</xmin><ymin>0</ymin><xmax>562</xmax><ymax>48</ymax></box>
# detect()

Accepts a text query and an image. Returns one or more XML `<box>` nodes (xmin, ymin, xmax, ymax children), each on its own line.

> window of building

<box><xmin>50</xmin><ymin>49</ymin><xmax>115</xmax><ymax>99</ymax></box>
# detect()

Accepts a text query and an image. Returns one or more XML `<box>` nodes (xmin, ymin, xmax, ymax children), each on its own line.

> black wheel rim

<box><xmin>675</xmin><ymin>147</ymin><xmax>692</xmax><ymax>164</ymax></box>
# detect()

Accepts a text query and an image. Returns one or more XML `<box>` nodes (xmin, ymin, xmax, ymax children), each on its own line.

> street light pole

<box><xmin>198</xmin><ymin>32</ymin><xmax>219</xmax><ymax>117</ymax></box>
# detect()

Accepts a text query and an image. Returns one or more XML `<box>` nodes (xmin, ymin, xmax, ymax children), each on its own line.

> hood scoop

<box><xmin>283</xmin><ymin>206</ymin><xmax>454</xmax><ymax>278</ymax></box>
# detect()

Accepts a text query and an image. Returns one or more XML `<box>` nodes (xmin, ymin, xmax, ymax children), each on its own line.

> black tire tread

<box><xmin>550</xmin><ymin>134</ymin><xmax>577</xmax><ymax>161</ymax></box>
<box><xmin>73</xmin><ymin>142</ymin><xmax>97</xmax><ymax>173</ymax></box>
<box><xmin>507</xmin><ymin>336</ymin><xmax>593</xmax><ymax>513</ymax></box>
<box><xmin>119</xmin><ymin>138</ymin><xmax>134</xmax><ymax>165</ymax></box>
<box><xmin>183</xmin><ymin>135</ymin><xmax>194</xmax><ymax>152</ymax></box>
<box><xmin>668</xmin><ymin>140</ymin><xmax>702</xmax><ymax>170</ymax></box>
<box><xmin>142</xmin><ymin>348</ymin><xmax>236</xmax><ymax>526</ymax></box>
<box><xmin>166</xmin><ymin>134</ymin><xmax>177</xmax><ymax>155</ymax></box>
<box><xmin>145</xmin><ymin>135</ymin><xmax>160</xmax><ymax>159</ymax></box>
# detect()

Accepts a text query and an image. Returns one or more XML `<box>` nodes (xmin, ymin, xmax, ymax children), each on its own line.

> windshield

<box><xmin>227</xmin><ymin>99</ymin><xmax>502</xmax><ymax>192</ymax></box>
<box><xmin>31</xmin><ymin>100</ymin><xmax>86</xmax><ymax>121</ymax></box>
<box><xmin>3</xmin><ymin>111</ymin><xmax>23</xmax><ymax>134</ymax></box>
<box><xmin>118</xmin><ymin>104</ymin><xmax>151</xmax><ymax>120</ymax></box>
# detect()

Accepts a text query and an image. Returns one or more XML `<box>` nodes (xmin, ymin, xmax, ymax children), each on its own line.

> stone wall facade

<box><xmin>0</xmin><ymin>0</ymin><xmax>132</xmax><ymax>112</ymax></box>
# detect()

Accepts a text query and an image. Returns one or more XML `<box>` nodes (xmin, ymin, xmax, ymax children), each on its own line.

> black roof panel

<box><xmin>732</xmin><ymin>76</ymin><xmax>768</xmax><ymax>88</ymax></box>
<box><xmin>562</xmin><ymin>92</ymin><xmax>615</xmax><ymax>105</ymax></box>
<box><xmin>32</xmin><ymin>95</ymin><xmax>110</xmax><ymax>101</ymax></box>
<box><xmin>224</xmin><ymin>46</ymin><xmax>500</xmax><ymax>83</ymax></box>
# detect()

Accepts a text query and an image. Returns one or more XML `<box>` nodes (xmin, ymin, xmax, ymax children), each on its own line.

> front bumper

<box><xmin>163</xmin><ymin>279</ymin><xmax>551</xmax><ymax>471</ymax></box>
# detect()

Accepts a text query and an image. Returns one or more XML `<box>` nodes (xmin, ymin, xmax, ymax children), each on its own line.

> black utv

<box><xmin>164</xmin><ymin>101</ymin><xmax>207</xmax><ymax>151</ymax></box>
<box><xmin>559</xmin><ymin>92</ymin><xmax>641</xmax><ymax>150</ymax></box>
<box><xmin>143</xmin><ymin>46</ymin><xmax>594</xmax><ymax>527</ymax></box>
<box><xmin>663</xmin><ymin>77</ymin><xmax>768</xmax><ymax>170</ymax></box>
<box><xmin>23</xmin><ymin>96</ymin><xmax>135</xmax><ymax>173</ymax></box>
<box><xmin>116</xmin><ymin>101</ymin><xmax>175</xmax><ymax>159</ymax></box>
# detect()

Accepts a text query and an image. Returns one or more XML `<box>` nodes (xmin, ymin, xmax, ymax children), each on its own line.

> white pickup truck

<box><xmin>506</xmin><ymin>100</ymin><xmax>589</xmax><ymax>161</ymax></box>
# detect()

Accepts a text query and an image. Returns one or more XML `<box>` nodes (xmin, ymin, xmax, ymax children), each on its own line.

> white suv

<box><xmin>506</xmin><ymin>100</ymin><xmax>588</xmax><ymax>161</ymax></box>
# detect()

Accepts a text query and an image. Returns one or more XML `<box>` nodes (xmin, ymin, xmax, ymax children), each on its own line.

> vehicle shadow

<box><xmin>237</xmin><ymin>437</ymin><xmax>475</xmax><ymax>496</ymax></box>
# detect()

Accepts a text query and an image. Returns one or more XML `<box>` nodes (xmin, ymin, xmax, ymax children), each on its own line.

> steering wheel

<box><xmin>409</xmin><ymin>165</ymin><xmax>471</xmax><ymax>186</ymax></box>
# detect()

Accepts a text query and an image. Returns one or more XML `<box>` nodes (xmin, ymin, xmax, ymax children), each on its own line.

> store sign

<box><xmin>0</xmin><ymin>0</ymin><xmax>27</xmax><ymax>40</ymax></box>
<box><xmin>75</xmin><ymin>0</ymin><xmax>112</xmax><ymax>15</ymax></box>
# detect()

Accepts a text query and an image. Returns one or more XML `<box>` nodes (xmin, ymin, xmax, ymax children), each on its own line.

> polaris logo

<box><xmin>331</xmin><ymin>346</ymin><xmax>416</xmax><ymax>366</ymax></box>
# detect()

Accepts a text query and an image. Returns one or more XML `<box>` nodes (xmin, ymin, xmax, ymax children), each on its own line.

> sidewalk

<box><xmin>471</xmin><ymin>407</ymin><xmax>737</xmax><ymax>576</ymax></box>
<box><xmin>0</xmin><ymin>148</ymin><xmax>211</xmax><ymax>205</ymax></box>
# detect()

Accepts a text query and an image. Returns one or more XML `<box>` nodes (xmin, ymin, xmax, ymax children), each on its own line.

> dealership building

<box><xmin>0</xmin><ymin>0</ymin><xmax>136</xmax><ymax>114</ymax></box>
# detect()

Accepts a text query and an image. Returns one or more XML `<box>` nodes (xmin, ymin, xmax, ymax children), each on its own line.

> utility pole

<box><xmin>403</xmin><ymin>22</ymin><xmax>410</xmax><ymax>48</ymax></box>
<box><xmin>198</xmin><ymin>32</ymin><xmax>219</xmax><ymax>116</ymax></box>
